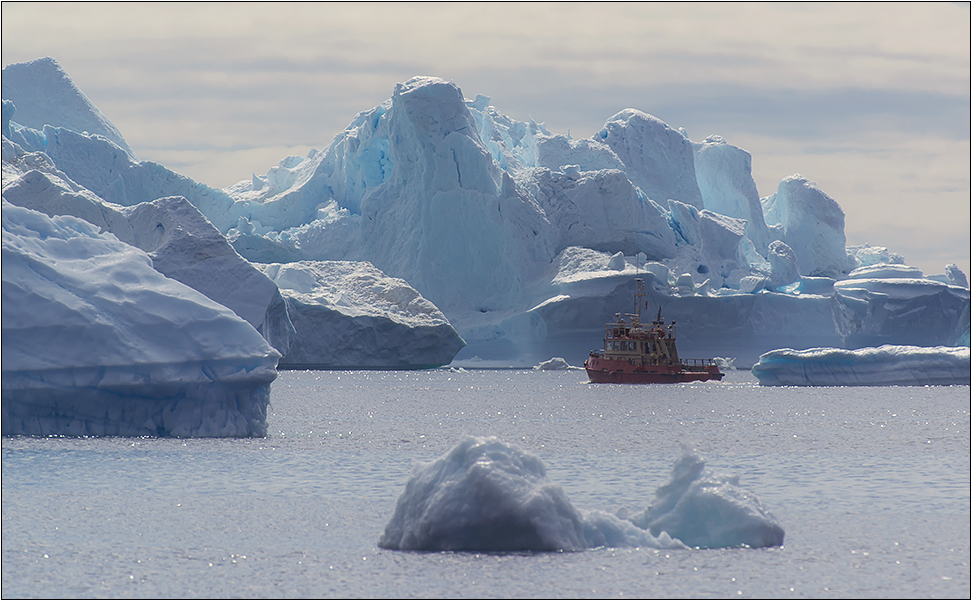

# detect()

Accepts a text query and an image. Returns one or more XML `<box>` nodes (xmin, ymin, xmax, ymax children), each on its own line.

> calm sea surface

<box><xmin>2</xmin><ymin>369</ymin><xmax>969</xmax><ymax>598</ymax></box>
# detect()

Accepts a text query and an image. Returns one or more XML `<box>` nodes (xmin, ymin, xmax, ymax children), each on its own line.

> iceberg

<box><xmin>1</xmin><ymin>57</ymin><xmax>137</xmax><ymax>160</ymax></box>
<box><xmin>378</xmin><ymin>436</ymin><xmax>783</xmax><ymax>552</ymax></box>
<box><xmin>596</xmin><ymin>109</ymin><xmax>704</xmax><ymax>210</ymax></box>
<box><xmin>751</xmin><ymin>345</ymin><xmax>971</xmax><ymax>386</ymax></box>
<box><xmin>2</xmin><ymin>163</ymin><xmax>295</xmax><ymax>355</ymax></box>
<box><xmin>212</xmin><ymin>75</ymin><xmax>965</xmax><ymax>366</ymax></box>
<box><xmin>534</xmin><ymin>357</ymin><xmax>573</xmax><ymax>370</ymax></box>
<box><xmin>1</xmin><ymin>201</ymin><xmax>280</xmax><ymax>436</ymax></box>
<box><xmin>693</xmin><ymin>135</ymin><xmax>770</xmax><ymax>252</ymax></box>
<box><xmin>4</xmin><ymin>59</ymin><xmax>967</xmax><ymax>369</ymax></box>
<box><xmin>761</xmin><ymin>174</ymin><xmax>856</xmax><ymax>278</ymax></box>
<box><xmin>258</xmin><ymin>261</ymin><xmax>465</xmax><ymax>368</ymax></box>
<box><xmin>3</xmin><ymin>64</ymin><xmax>465</xmax><ymax>371</ymax></box>
<box><xmin>627</xmin><ymin>447</ymin><xmax>786</xmax><ymax>549</ymax></box>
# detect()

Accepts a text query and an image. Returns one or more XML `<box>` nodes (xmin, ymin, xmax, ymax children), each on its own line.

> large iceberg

<box><xmin>751</xmin><ymin>345</ymin><xmax>971</xmax><ymax>386</ymax></box>
<box><xmin>378</xmin><ymin>436</ymin><xmax>783</xmax><ymax>552</ymax></box>
<box><xmin>2</xmin><ymin>201</ymin><xmax>280</xmax><ymax>436</ymax></box>
<box><xmin>211</xmin><ymin>76</ymin><xmax>965</xmax><ymax>366</ymax></box>
<box><xmin>3</xmin><ymin>60</ymin><xmax>467</xmax><ymax>373</ymax></box>
<box><xmin>4</xmin><ymin>59</ymin><xmax>968</xmax><ymax>370</ymax></box>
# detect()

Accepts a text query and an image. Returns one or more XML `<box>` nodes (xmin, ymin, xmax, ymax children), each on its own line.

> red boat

<box><xmin>584</xmin><ymin>279</ymin><xmax>724</xmax><ymax>384</ymax></box>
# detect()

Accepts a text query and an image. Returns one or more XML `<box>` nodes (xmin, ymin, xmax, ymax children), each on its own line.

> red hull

<box><xmin>585</xmin><ymin>357</ymin><xmax>723</xmax><ymax>384</ymax></box>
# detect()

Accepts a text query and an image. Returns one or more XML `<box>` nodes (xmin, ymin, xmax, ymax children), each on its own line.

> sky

<box><xmin>2</xmin><ymin>2</ymin><xmax>969</xmax><ymax>277</ymax></box>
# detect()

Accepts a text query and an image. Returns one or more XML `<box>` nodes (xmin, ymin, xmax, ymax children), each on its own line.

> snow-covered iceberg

<box><xmin>1</xmin><ymin>201</ymin><xmax>280</xmax><ymax>436</ymax></box>
<box><xmin>751</xmin><ymin>345</ymin><xmax>971</xmax><ymax>386</ymax></box>
<box><xmin>259</xmin><ymin>261</ymin><xmax>464</xmax><ymax>368</ymax></box>
<box><xmin>378</xmin><ymin>436</ymin><xmax>783</xmax><ymax>552</ymax></box>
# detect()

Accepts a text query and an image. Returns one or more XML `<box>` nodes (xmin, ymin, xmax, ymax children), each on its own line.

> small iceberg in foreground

<box><xmin>751</xmin><ymin>345</ymin><xmax>971</xmax><ymax>386</ymax></box>
<box><xmin>378</xmin><ymin>436</ymin><xmax>783</xmax><ymax>552</ymax></box>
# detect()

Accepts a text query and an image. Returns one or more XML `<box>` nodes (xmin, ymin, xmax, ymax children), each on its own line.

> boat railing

<box><xmin>680</xmin><ymin>358</ymin><xmax>719</xmax><ymax>367</ymax></box>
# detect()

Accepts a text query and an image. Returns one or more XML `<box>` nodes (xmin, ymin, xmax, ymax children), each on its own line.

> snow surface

<box><xmin>259</xmin><ymin>261</ymin><xmax>464</xmax><ymax>368</ymax></box>
<box><xmin>2</xmin><ymin>201</ymin><xmax>280</xmax><ymax>436</ymax></box>
<box><xmin>378</xmin><ymin>436</ymin><xmax>783</xmax><ymax>552</ymax></box>
<box><xmin>751</xmin><ymin>345</ymin><xmax>971</xmax><ymax>386</ymax></box>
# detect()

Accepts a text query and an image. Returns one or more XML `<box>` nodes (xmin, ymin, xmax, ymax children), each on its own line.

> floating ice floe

<box><xmin>534</xmin><ymin>357</ymin><xmax>573</xmax><ymax>370</ymax></box>
<box><xmin>378</xmin><ymin>436</ymin><xmax>783</xmax><ymax>552</ymax></box>
<box><xmin>751</xmin><ymin>345</ymin><xmax>971</xmax><ymax>386</ymax></box>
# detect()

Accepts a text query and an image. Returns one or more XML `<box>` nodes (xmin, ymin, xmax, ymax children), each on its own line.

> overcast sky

<box><xmin>3</xmin><ymin>2</ymin><xmax>969</xmax><ymax>276</ymax></box>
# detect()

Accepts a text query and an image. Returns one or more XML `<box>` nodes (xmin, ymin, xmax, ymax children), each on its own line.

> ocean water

<box><xmin>2</xmin><ymin>369</ymin><xmax>969</xmax><ymax>598</ymax></box>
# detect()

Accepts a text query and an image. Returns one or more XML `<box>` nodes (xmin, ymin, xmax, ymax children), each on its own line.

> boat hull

<box><xmin>584</xmin><ymin>357</ymin><xmax>724</xmax><ymax>384</ymax></box>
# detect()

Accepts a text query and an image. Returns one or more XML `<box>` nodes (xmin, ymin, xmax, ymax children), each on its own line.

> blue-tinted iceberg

<box><xmin>3</xmin><ymin>61</ymin><xmax>463</xmax><ymax>371</ymax></box>
<box><xmin>211</xmin><ymin>76</ymin><xmax>966</xmax><ymax>367</ymax></box>
<box><xmin>378</xmin><ymin>436</ymin><xmax>783</xmax><ymax>552</ymax></box>
<box><xmin>5</xmin><ymin>60</ymin><xmax>968</xmax><ymax>369</ymax></box>
<box><xmin>1</xmin><ymin>201</ymin><xmax>280</xmax><ymax>436</ymax></box>
<box><xmin>751</xmin><ymin>345</ymin><xmax>971</xmax><ymax>386</ymax></box>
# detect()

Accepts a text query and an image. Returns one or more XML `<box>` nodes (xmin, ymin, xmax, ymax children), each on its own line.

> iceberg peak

<box><xmin>596</xmin><ymin>108</ymin><xmax>704</xmax><ymax>209</ymax></box>
<box><xmin>1</xmin><ymin>57</ymin><xmax>137</xmax><ymax>160</ymax></box>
